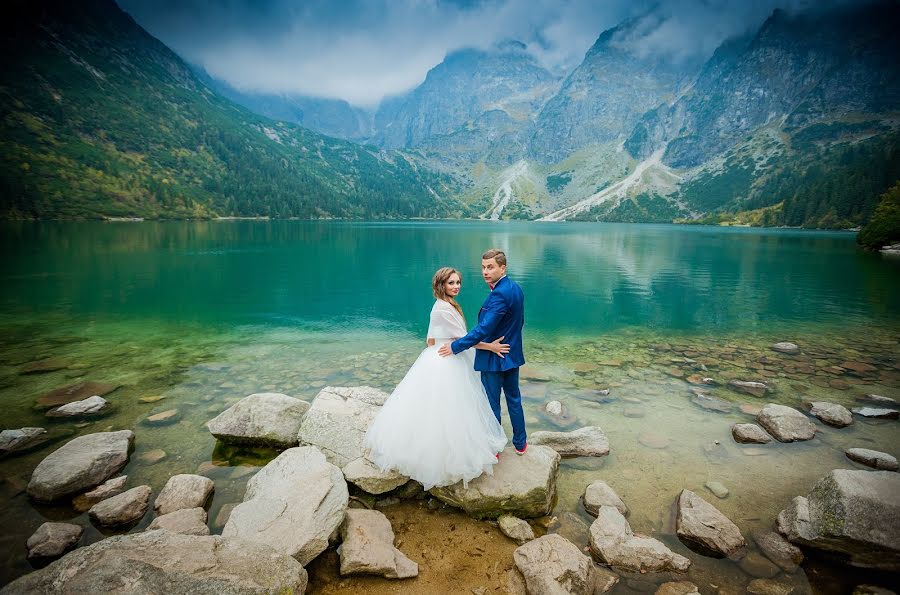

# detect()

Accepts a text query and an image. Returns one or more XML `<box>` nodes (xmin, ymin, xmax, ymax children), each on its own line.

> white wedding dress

<box><xmin>364</xmin><ymin>299</ymin><xmax>508</xmax><ymax>490</ymax></box>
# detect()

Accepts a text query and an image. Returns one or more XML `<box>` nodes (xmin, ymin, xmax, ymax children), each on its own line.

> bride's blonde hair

<box><xmin>432</xmin><ymin>267</ymin><xmax>465</xmax><ymax>320</ymax></box>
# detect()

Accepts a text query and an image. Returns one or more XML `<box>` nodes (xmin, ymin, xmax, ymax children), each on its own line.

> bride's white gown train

<box><xmin>364</xmin><ymin>300</ymin><xmax>508</xmax><ymax>490</ymax></box>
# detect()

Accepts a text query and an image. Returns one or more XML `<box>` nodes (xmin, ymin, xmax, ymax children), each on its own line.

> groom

<box><xmin>438</xmin><ymin>249</ymin><xmax>527</xmax><ymax>455</ymax></box>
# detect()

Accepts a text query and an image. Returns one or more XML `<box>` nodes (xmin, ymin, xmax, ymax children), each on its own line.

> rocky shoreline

<box><xmin>2</xmin><ymin>376</ymin><xmax>899</xmax><ymax>594</ymax></box>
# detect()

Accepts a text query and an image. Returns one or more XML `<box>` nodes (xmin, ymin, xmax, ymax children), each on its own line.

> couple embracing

<box><xmin>365</xmin><ymin>249</ymin><xmax>528</xmax><ymax>490</ymax></box>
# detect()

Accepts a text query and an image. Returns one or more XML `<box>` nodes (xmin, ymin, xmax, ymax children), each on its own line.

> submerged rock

<box><xmin>732</xmin><ymin>423</ymin><xmax>773</xmax><ymax>444</ymax></box>
<box><xmin>0</xmin><ymin>530</ymin><xmax>308</xmax><ymax>594</ymax></box>
<box><xmin>547</xmin><ymin>512</ymin><xmax>591</xmax><ymax>548</ymax></box>
<box><xmin>583</xmin><ymin>480</ymin><xmax>628</xmax><ymax>517</ymax></box>
<box><xmin>772</xmin><ymin>342</ymin><xmax>800</xmax><ymax>355</ymax></box>
<box><xmin>675</xmin><ymin>489</ymin><xmax>745</xmax><ymax>557</ymax></box>
<box><xmin>857</xmin><ymin>394</ymin><xmax>898</xmax><ymax>406</ymax></box>
<box><xmin>757</xmin><ymin>404</ymin><xmax>816</xmax><ymax>443</ymax></box>
<box><xmin>751</xmin><ymin>529</ymin><xmax>803</xmax><ymax>573</ymax></box>
<box><xmin>809</xmin><ymin>402</ymin><xmax>853</xmax><ymax>428</ymax></box>
<box><xmin>845</xmin><ymin>448</ymin><xmax>899</xmax><ymax>471</ymax></box>
<box><xmin>338</xmin><ymin>509</ymin><xmax>417</xmax><ymax>578</ymax></box>
<box><xmin>498</xmin><ymin>514</ymin><xmax>535</xmax><ymax>545</ymax></box>
<box><xmin>728</xmin><ymin>380</ymin><xmax>771</xmax><ymax>398</ymax></box>
<box><xmin>146</xmin><ymin>507</ymin><xmax>210</xmax><ymax>536</ymax></box>
<box><xmin>851</xmin><ymin>407</ymin><xmax>899</xmax><ymax>420</ymax></box>
<box><xmin>206</xmin><ymin>392</ymin><xmax>309</xmax><ymax>448</ymax></box>
<box><xmin>776</xmin><ymin>469</ymin><xmax>900</xmax><ymax>571</ymax></box>
<box><xmin>154</xmin><ymin>474</ymin><xmax>214</xmax><ymax>516</ymax></box>
<box><xmin>27</xmin><ymin>430</ymin><xmax>133</xmax><ymax>502</ymax></box>
<box><xmin>26</xmin><ymin>522</ymin><xmax>83</xmax><ymax>560</ymax></box>
<box><xmin>223</xmin><ymin>446</ymin><xmax>348</xmax><ymax>565</ymax></box>
<box><xmin>589</xmin><ymin>506</ymin><xmax>691</xmax><ymax>573</ymax></box>
<box><xmin>36</xmin><ymin>382</ymin><xmax>120</xmax><ymax>409</ymax></box>
<box><xmin>656</xmin><ymin>582</ymin><xmax>700</xmax><ymax>595</ymax></box>
<box><xmin>704</xmin><ymin>481</ymin><xmax>729</xmax><ymax>499</ymax></box>
<box><xmin>513</xmin><ymin>534</ymin><xmax>603</xmax><ymax>595</ymax></box>
<box><xmin>691</xmin><ymin>393</ymin><xmax>733</xmax><ymax>413</ymax></box>
<box><xmin>530</xmin><ymin>426</ymin><xmax>610</xmax><ymax>457</ymax></box>
<box><xmin>431</xmin><ymin>445</ymin><xmax>559</xmax><ymax>519</ymax></box>
<box><xmin>143</xmin><ymin>409</ymin><xmax>181</xmax><ymax>426</ymax></box>
<box><xmin>296</xmin><ymin>386</ymin><xmax>387</xmax><ymax>467</ymax></box>
<box><xmin>89</xmin><ymin>485</ymin><xmax>152</xmax><ymax>526</ymax></box>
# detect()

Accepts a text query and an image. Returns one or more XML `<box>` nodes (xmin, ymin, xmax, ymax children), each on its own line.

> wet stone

<box><xmin>639</xmin><ymin>432</ymin><xmax>670</xmax><ymax>450</ymax></box>
<box><xmin>739</xmin><ymin>551</ymin><xmax>782</xmax><ymax>578</ymax></box>
<box><xmin>21</xmin><ymin>358</ymin><xmax>69</xmax><ymax>374</ymax></box>
<box><xmin>809</xmin><ymin>402</ymin><xmax>853</xmax><ymax>427</ymax></box>
<box><xmin>845</xmin><ymin>448</ymin><xmax>899</xmax><ymax>471</ymax></box>
<box><xmin>852</xmin><ymin>407</ymin><xmax>899</xmax><ymax>420</ymax></box>
<box><xmin>728</xmin><ymin>380</ymin><xmax>772</xmax><ymax>398</ymax></box>
<box><xmin>143</xmin><ymin>409</ymin><xmax>181</xmax><ymax>426</ymax></box>
<box><xmin>772</xmin><ymin>343</ymin><xmax>800</xmax><ymax>355</ymax></box>
<box><xmin>37</xmin><ymin>382</ymin><xmax>120</xmax><ymax>409</ymax></box>
<box><xmin>138</xmin><ymin>449</ymin><xmax>167</xmax><ymax>465</ymax></box>
<box><xmin>857</xmin><ymin>394</ymin><xmax>898</xmax><ymax>406</ymax></box>
<box><xmin>732</xmin><ymin>424</ymin><xmax>772</xmax><ymax>444</ymax></box>
<box><xmin>691</xmin><ymin>393</ymin><xmax>733</xmax><ymax>413</ymax></box>
<box><xmin>705</xmin><ymin>480</ymin><xmax>729</xmax><ymax>499</ymax></box>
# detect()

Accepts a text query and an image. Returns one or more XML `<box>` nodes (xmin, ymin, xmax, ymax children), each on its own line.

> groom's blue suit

<box><xmin>451</xmin><ymin>276</ymin><xmax>527</xmax><ymax>450</ymax></box>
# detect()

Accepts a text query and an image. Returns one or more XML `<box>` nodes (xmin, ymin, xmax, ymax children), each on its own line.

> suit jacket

<box><xmin>451</xmin><ymin>276</ymin><xmax>525</xmax><ymax>372</ymax></box>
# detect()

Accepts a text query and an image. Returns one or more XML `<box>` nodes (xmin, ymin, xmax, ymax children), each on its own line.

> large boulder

<box><xmin>27</xmin><ymin>430</ymin><xmax>133</xmax><ymax>501</ymax></box>
<box><xmin>757</xmin><ymin>404</ymin><xmax>816</xmax><ymax>443</ymax></box>
<box><xmin>25</xmin><ymin>522</ymin><xmax>83</xmax><ymax>560</ymax></box>
<box><xmin>296</xmin><ymin>386</ymin><xmax>388</xmax><ymax>467</ymax></box>
<box><xmin>529</xmin><ymin>426</ymin><xmax>610</xmax><ymax>457</ymax></box>
<box><xmin>776</xmin><ymin>469</ymin><xmax>900</xmax><ymax>571</ymax></box>
<box><xmin>0</xmin><ymin>530</ymin><xmax>307</xmax><ymax>594</ymax></box>
<box><xmin>675</xmin><ymin>489</ymin><xmax>745</xmax><ymax>557</ymax></box>
<box><xmin>589</xmin><ymin>506</ymin><xmax>691</xmax><ymax>573</ymax></box>
<box><xmin>222</xmin><ymin>446</ymin><xmax>348</xmax><ymax>565</ymax></box>
<box><xmin>338</xmin><ymin>509</ymin><xmax>417</xmax><ymax>578</ymax></box>
<box><xmin>147</xmin><ymin>508</ymin><xmax>210</xmax><ymax>536</ymax></box>
<box><xmin>430</xmin><ymin>445</ymin><xmax>559</xmax><ymax>519</ymax></box>
<box><xmin>513</xmin><ymin>533</ymin><xmax>600</xmax><ymax>595</ymax></box>
<box><xmin>341</xmin><ymin>457</ymin><xmax>408</xmax><ymax>495</ymax></box>
<box><xmin>845</xmin><ymin>448</ymin><xmax>899</xmax><ymax>471</ymax></box>
<box><xmin>207</xmin><ymin>393</ymin><xmax>310</xmax><ymax>448</ymax></box>
<box><xmin>88</xmin><ymin>485</ymin><xmax>152</xmax><ymax>526</ymax></box>
<box><xmin>809</xmin><ymin>402</ymin><xmax>853</xmax><ymax>428</ymax></box>
<box><xmin>583</xmin><ymin>480</ymin><xmax>628</xmax><ymax>517</ymax></box>
<box><xmin>154</xmin><ymin>474</ymin><xmax>214</xmax><ymax>516</ymax></box>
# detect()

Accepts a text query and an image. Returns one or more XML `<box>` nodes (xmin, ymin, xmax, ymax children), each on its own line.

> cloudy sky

<box><xmin>118</xmin><ymin>0</ymin><xmax>836</xmax><ymax>108</ymax></box>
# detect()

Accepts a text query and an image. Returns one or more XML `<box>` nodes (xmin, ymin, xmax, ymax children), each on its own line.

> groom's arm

<box><xmin>450</xmin><ymin>293</ymin><xmax>508</xmax><ymax>354</ymax></box>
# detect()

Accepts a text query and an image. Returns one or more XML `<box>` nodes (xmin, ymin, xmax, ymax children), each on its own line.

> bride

<box><xmin>364</xmin><ymin>267</ymin><xmax>509</xmax><ymax>490</ymax></box>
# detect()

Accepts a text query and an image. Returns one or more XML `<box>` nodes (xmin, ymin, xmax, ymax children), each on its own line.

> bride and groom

<box><xmin>364</xmin><ymin>249</ymin><xmax>528</xmax><ymax>490</ymax></box>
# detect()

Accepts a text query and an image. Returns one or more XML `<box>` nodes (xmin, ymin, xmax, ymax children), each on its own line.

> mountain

<box><xmin>0</xmin><ymin>0</ymin><xmax>463</xmax><ymax>219</ymax></box>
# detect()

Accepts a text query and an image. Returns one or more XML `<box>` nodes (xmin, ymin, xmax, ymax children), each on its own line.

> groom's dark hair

<box><xmin>482</xmin><ymin>249</ymin><xmax>506</xmax><ymax>267</ymax></box>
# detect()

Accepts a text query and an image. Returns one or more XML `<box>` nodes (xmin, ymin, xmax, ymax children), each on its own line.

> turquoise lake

<box><xmin>1</xmin><ymin>221</ymin><xmax>898</xmax><ymax>592</ymax></box>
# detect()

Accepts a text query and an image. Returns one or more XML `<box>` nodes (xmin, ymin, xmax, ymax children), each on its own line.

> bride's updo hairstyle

<box><xmin>432</xmin><ymin>267</ymin><xmax>465</xmax><ymax>320</ymax></box>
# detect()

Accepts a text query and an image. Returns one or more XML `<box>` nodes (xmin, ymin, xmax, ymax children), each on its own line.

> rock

<box><xmin>89</xmin><ymin>485</ymin><xmax>152</xmax><ymax>526</ymax></box>
<box><xmin>728</xmin><ymin>380</ymin><xmax>771</xmax><ymax>397</ymax></box>
<box><xmin>139</xmin><ymin>395</ymin><xmax>166</xmax><ymax>403</ymax></box>
<box><xmin>691</xmin><ymin>393</ymin><xmax>733</xmax><ymax>413</ymax></box>
<box><xmin>341</xmin><ymin>457</ymin><xmax>408</xmax><ymax>495</ymax></box>
<box><xmin>547</xmin><ymin>512</ymin><xmax>591</xmax><ymax>548</ymax></box>
<box><xmin>841</xmin><ymin>361</ymin><xmax>878</xmax><ymax>375</ymax></box>
<box><xmin>0</xmin><ymin>427</ymin><xmax>47</xmax><ymax>458</ymax></box>
<box><xmin>853</xmin><ymin>586</ymin><xmax>897</xmax><ymax>595</ymax></box>
<box><xmin>656</xmin><ymin>582</ymin><xmax>700</xmax><ymax>595</ymax></box>
<box><xmin>154</xmin><ymin>474</ymin><xmax>215</xmax><ymax>516</ymax></box>
<box><xmin>138</xmin><ymin>449</ymin><xmax>167</xmax><ymax>465</ymax></box>
<box><xmin>146</xmin><ymin>507</ymin><xmax>210</xmax><ymax>535</ymax></box>
<box><xmin>26</xmin><ymin>522</ymin><xmax>83</xmax><ymax>560</ymax></box>
<box><xmin>0</xmin><ymin>530</ymin><xmax>308</xmax><ymax>594</ymax></box>
<box><xmin>589</xmin><ymin>506</ymin><xmax>691</xmax><ymax>573</ymax></box>
<box><xmin>772</xmin><ymin>342</ymin><xmax>800</xmax><ymax>355</ymax></box>
<box><xmin>705</xmin><ymin>480</ymin><xmax>729</xmax><ymax>499</ymax></box>
<box><xmin>529</xmin><ymin>426</ymin><xmax>610</xmax><ymax>457</ymax></box>
<box><xmin>740</xmin><ymin>404</ymin><xmax>763</xmax><ymax>416</ymax></box>
<box><xmin>223</xmin><ymin>446</ymin><xmax>348</xmax><ymax>565</ymax></box>
<box><xmin>36</xmin><ymin>382</ymin><xmax>119</xmax><ymax>409</ymax></box>
<box><xmin>206</xmin><ymin>392</ymin><xmax>309</xmax><ymax>448</ymax></box>
<box><xmin>845</xmin><ymin>448</ymin><xmax>899</xmax><ymax>471</ymax></box>
<box><xmin>623</xmin><ymin>406</ymin><xmax>645</xmax><ymax>418</ymax></box>
<box><xmin>732</xmin><ymin>423</ymin><xmax>772</xmax><ymax>444</ymax></box>
<box><xmin>213</xmin><ymin>503</ymin><xmax>237</xmax><ymax>528</ymax></box>
<box><xmin>747</xmin><ymin>578</ymin><xmax>794</xmax><ymax>595</ymax></box>
<box><xmin>776</xmin><ymin>469</ymin><xmax>900</xmax><ymax>571</ymax></box>
<box><xmin>757</xmin><ymin>404</ymin><xmax>816</xmax><ymax>442</ymax></box>
<box><xmin>338</xmin><ymin>509</ymin><xmax>417</xmax><ymax>578</ymax></box>
<box><xmin>143</xmin><ymin>408</ymin><xmax>180</xmax><ymax>425</ymax></box>
<box><xmin>430</xmin><ymin>445</ymin><xmax>559</xmax><ymax>519</ymax></box>
<box><xmin>72</xmin><ymin>476</ymin><xmax>128</xmax><ymax>512</ymax></box>
<box><xmin>751</xmin><ymin>530</ymin><xmax>803</xmax><ymax>573</ymax></box>
<box><xmin>296</xmin><ymin>386</ymin><xmax>388</xmax><ymax>467</ymax></box>
<box><xmin>21</xmin><ymin>358</ymin><xmax>69</xmax><ymax>374</ymax></box>
<box><xmin>498</xmin><ymin>514</ymin><xmax>535</xmax><ymax>545</ymax></box>
<box><xmin>513</xmin><ymin>534</ymin><xmax>597</xmax><ymax>595</ymax></box>
<box><xmin>27</xmin><ymin>430</ymin><xmax>133</xmax><ymax>502</ymax></box>
<box><xmin>545</xmin><ymin>400</ymin><xmax>563</xmax><ymax>416</ymax></box>
<box><xmin>857</xmin><ymin>394</ymin><xmax>898</xmax><ymax>406</ymax></box>
<box><xmin>739</xmin><ymin>551</ymin><xmax>781</xmax><ymax>578</ymax></box>
<box><xmin>639</xmin><ymin>432</ymin><xmax>670</xmax><ymax>449</ymax></box>
<box><xmin>583</xmin><ymin>480</ymin><xmax>628</xmax><ymax>517</ymax></box>
<box><xmin>675</xmin><ymin>489</ymin><xmax>745</xmax><ymax>557</ymax></box>
<box><xmin>809</xmin><ymin>402</ymin><xmax>853</xmax><ymax>428</ymax></box>
<box><xmin>46</xmin><ymin>396</ymin><xmax>109</xmax><ymax>418</ymax></box>
<box><xmin>851</xmin><ymin>407</ymin><xmax>899</xmax><ymax>420</ymax></box>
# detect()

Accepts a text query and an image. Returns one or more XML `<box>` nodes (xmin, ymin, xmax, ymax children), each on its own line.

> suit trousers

<box><xmin>480</xmin><ymin>367</ymin><xmax>527</xmax><ymax>450</ymax></box>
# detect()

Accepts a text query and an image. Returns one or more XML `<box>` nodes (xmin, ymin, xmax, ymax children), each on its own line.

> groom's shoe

<box><xmin>515</xmin><ymin>443</ymin><xmax>527</xmax><ymax>456</ymax></box>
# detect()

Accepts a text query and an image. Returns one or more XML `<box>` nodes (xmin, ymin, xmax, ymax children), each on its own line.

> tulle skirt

<box><xmin>364</xmin><ymin>343</ymin><xmax>508</xmax><ymax>490</ymax></box>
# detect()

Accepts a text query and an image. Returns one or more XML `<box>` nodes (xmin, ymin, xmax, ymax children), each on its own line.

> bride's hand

<box><xmin>488</xmin><ymin>336</ymin><xmax>510</xmax><ymax>358</ymax></box>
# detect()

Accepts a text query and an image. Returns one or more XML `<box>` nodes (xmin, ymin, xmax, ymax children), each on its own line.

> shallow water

<box><xmin>0</xmin><ymin>221</ymin><xmax>898</xmax><ymax>592</ymax></box>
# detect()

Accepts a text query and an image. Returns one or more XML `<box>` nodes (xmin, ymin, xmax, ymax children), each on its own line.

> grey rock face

<box><xmin>297</xmin><ymin>386</ymin><xmax>388</xmax><ymax>467</ymax></box>
<box><xmin>809</xmin><ymin>402</ymin><xmax>853</xmax><ymax>428</ymax></box>
<box><xmin>46</xmin><ymin>396</ymin><xmax>109</xmax><ymax>417</ymax></box>
<box><xmin>338</xmin><ymin>509</ymin><xmax>417</xmax><ymax>578</ymax></box>
<box><xmin>513</xmin><ymin>533</ymin><xmax>598</xmax><ymax>595</ymax></box>
<box><xmin>530</xmin><ymin>426</ymin><xmax>610</xmax><ymax>457</ymax></box>
<box><xmin>26</xmin><ymin>522</ymin><xmax>84</xmax><ymax>560</ymax></box>
<box><xmin>732</xmin><ymin>423</ymin><xmax>773</xmax><ymax>444</ymax></box>
<box><xmin>27</xmin><ymin>430</ymin><xmax>133</xmax><ymax>501</ymax></box>
<box><xmin>757</xmin><ymin>404</ymin><xmax>816</xmax><ymax>442</ymax></box>
<box><xmin>845</xmin><ymin>448</ymin><xmax>899</xmax><ymax>472</ymax></box>
<box><xmin>0</xmin><ymin>530</ymin><xmax>308</xmax><ymax>594</ymax></box>
<box><xmin>675</xmin><ymin>489</ymin><xmax>745</xmax><ymax>557</ymax></box>
<box><xmin>0</xmin><ymin>428</ymin><xmax>47</xmax><ymax>458</ymax></box>
<box><xmin>147</xmin><ymin>507</ymin><xmax>210</xmax><ymax>536</ymax></box>
<box><xmin>89</xmin><ymin>485</ymin><xmax>152</xmax><ymax>526</ymax></box>
<box><xmin>72</xmin><ymin>475</ymin><xmax>128</xmax><ymax>512</ymax></box>
<box><xmin>589</xmin><ymin>506</ymin><xmax>691</xmax><ymax>573</ymax></box>
<box><xmin>341</xmin><ymin>457</ymin><xmax>408</xmax><ymax>495</ymax></box>
<box><xmin>776</xmin><ymin>469</ymin><xmax>900</xmax><ymax>570</ymax></box>
<box><xmin>223</xmin><ymin>446</ymin><xmax>348</xmax><ymax>565</ymax></box>
<box><xmin>154</xmin><ymin>474</ymin><xmax>214</xmax><ymax>516</ymax></box>
<box><xmin>206</xmin><ymin>392</ymin><xmax>309</xmax><ymax>448</ymax></box>
<box><xmin>751</xmin><ymin>529</ymin><xmax>803</xmax><ymax>573</ymax></box>
<box><xmin>430</xmin><ymin>445</ymin><xmax>559</xmax><ymax>519</ymax></box>
<box><xmin>498</xmin><ymin>515</ymin><xmax>535</xmax><ymax>545</ymax></box>
<box><xmin>583</xmin><ymin>480</ymin><xmax>628</xmax><ymax>517</ymax></box>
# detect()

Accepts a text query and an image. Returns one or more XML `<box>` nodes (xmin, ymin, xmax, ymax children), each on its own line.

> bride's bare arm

<box><xmin>475</xmin><ymin>336</ymin><xmax>510</xmax><ymax>358</ymax></box>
